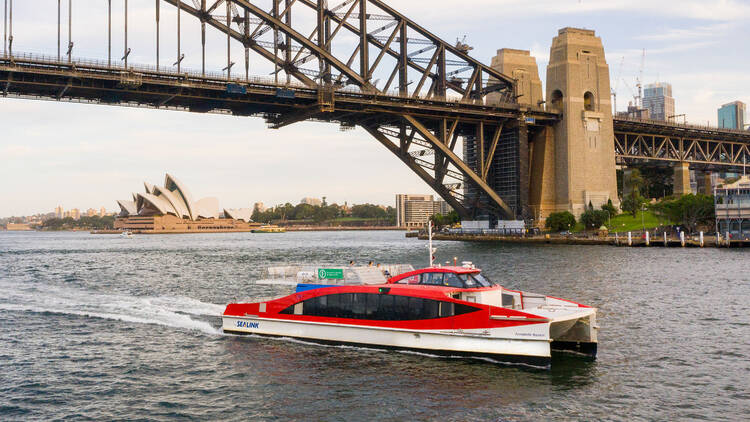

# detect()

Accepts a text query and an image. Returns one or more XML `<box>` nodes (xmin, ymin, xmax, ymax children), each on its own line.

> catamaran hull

<box><xmin>223</xmin><ymin>315</ymin><xmax>554</xmax><ymax>367</ymax></box>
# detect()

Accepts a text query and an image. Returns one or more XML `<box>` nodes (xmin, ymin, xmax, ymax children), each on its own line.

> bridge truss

<box><xmin>614</xmin><ymin>118</ymin><xmax>750</xmax><ymax>172</ymax></box>
<box><xmin>1</xmin><ymin>0</ymin><xmax>557</xmax><ymax>219</ymax></box>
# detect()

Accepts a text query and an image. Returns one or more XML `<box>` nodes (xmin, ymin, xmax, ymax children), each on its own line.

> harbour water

<box><xmin>1</xmin><ymin>231</ymin><xmax>748</xmax><ymax>421</ymax></box>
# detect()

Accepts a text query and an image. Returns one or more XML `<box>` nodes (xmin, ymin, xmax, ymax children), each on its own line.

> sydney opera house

<box><xmin>115</xmin><ymin>174</ymin><xmax>260</xmax><ymax>233</ymax></box>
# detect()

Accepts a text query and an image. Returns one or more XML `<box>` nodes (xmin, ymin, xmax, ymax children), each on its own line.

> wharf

<box><xmin>284</xmin><ymin>226</ymin><xmax>404</xmax><ymax>232</ymax></box>
<box><xmin>417</xmin><ymin>233</ymin><xmax>750</xmax><ymax>248</ymax></box>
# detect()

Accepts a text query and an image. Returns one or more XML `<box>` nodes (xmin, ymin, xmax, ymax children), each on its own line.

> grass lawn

<box><xmin>573</xmin><ymin>210</ymin><xmax>671</xmax><ymax>233</ymax></box>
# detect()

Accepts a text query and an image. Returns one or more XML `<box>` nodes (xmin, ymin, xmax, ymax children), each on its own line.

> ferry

<box><xmin>251</xmin><ymin>225</ymin><xmax>286</xmax><ymax>233</ymax></box>
<box><xmin>223</xmin><ymin>227</ymin><xmax>598</xmax><ymax>367</ymax></box>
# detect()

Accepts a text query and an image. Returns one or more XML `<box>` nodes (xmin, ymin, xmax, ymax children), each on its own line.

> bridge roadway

<box><xmin>0</xmin><ymin>53</ymin><xmax>556</xmax><ymax>129</ymax></box>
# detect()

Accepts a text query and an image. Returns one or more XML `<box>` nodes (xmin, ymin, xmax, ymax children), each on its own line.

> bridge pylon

<box><xmin>542</xmin><ymin>28</ymin><xmax>620</xmax><ymax>219</ymax></box>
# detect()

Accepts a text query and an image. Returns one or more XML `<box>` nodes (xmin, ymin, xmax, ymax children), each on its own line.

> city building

<box><xmin>55</xmin><ymin>205</ymin><xmax>64</xmax><ymax>219</ymax></box>
<box><xmin>616</xmin><ymin>103</ymin><xmax>650</xmax><ymax>120</ymax></box>
<box><xmin>300</xmin><ymin>197</ymin><xmax>323</xmax><ymax>207</ymax></box>
<box><xmin>715</xmin><ymin>176</ymin><xmax>750</xmax><ymax>239</ymax></box>
<box><xmin>70</xmin><ymin>208</ymin><xmax>81</xmax><ymax>220</ymax></box>
<box><xmin>642</xmin><ymin>82</ymin><xmax>675</xmax><ymax>121</ymax></box>
<box><xmin>395</xmin><ymin>194</ymin><xmax>453</xmax><ymax>228</ymax></box>
<box><xmin>86</xmin><ymin>208</ymin><xmax>97</xmax><ymax>217</ymax></box>
<box><xmin>99</xmin><ymin>207</ymin><xmax>107</xmax><ymax>217</ymax></box>
<box><xmin>718</xmin><ymin>101</ymin><xmax>746</xmax><ymax>130</ymax></box>
<box><xmin>115</xmin><ymin>174</ymin><xmax>260</xmax><ymax>233</ymax></box>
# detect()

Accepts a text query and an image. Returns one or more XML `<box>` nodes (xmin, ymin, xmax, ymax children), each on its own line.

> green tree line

<box><xmin>252</xmin><ymin>202</ymin><xmax>396</xmax><ymax>225</ymax></box>
<box><xmin>42</xmin><ymin>216</ymin><xmax>116</xmax><ymax>230</ymax></box>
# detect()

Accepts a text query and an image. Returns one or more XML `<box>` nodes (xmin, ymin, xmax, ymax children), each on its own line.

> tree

<box><xmin>580</xmin><ymin>209</ymin><xmax>609</xmax><ymax>231</ymax></box>
<box><xmin>545</xmin><ymin>211</ymin><xmax>576</xmax><ymax>232</ymax></box>
<box><xmin>313</xmin><ymin>205</ymin><xmax>339</xmax><ymax>223</ymax></box>
<box><xmin>652</xmin><ymin>194</ymin><xmax>715</xmax><ymax>234</ymax></box>
<box><xmin>621</xmin><ymin>193</ymin><xmax>647</xmax><ymax>218</ymax></box>
<box><xmin>601</xmin><ymin>199</ymin><xmax>618</xmax><ymax>217</ymax></box>
<box><xmin>351</xmin><ymin>204</ymin><xmax>387</xmax><ymax>219</ymax></box>
<box><xmin>430</xmin><ymin>211</ymin><xmax>460</xmax><ymax>229</ymax></box>
<box><xmin>627</xmin><ymin>168</ymin><xmax>646</xmax><ymax>195</ymax></box>
<box><xmin>292</xmin><ymin>203</ymin><xmax>316</xmax><ymax>220</ymax></box>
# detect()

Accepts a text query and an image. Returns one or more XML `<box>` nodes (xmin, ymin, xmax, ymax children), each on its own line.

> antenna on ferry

<box><xmin>428</xmin><ymin>221</ymin><xmax>436</xmax><ymax>267</ymax></box>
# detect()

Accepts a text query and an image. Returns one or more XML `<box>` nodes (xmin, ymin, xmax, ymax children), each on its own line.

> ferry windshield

<box><xmin>394</xmin><ymin>271</ymin><xmax>497</xmax><ymax>288</ymax></box>
<box><xmin>457</xmin><ymin>273</ymin><xmax>495</xmax><ymax>288</ymax></box>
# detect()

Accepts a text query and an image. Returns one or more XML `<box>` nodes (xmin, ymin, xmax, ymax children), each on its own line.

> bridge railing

<box><xmin>0</xmin><ymin>50</ymin><xmax>526</xmax><ymax>112</ymax></box>
<box><xmin>615</xmin><ymin>115</ymin><xmax>750</xmax><ymax>135</ymax></box>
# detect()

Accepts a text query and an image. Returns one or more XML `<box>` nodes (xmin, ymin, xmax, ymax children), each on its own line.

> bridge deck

<box><xmin>0</xmin><ymin>53</ymin><xmax>556</xmax><ymax>128</ymax></box>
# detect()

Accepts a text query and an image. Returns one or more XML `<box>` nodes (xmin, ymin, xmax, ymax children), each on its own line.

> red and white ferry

<box><xmin>222</xmin><ymin>263</ymin><xmax>598</xmax><ymax>367</ymax></box>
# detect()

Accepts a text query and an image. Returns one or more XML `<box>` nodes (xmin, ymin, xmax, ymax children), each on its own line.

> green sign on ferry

<box><xmin>318</xmin><ymin>268</ymin><xmax>344</xmax><ymax>280</ymax></box>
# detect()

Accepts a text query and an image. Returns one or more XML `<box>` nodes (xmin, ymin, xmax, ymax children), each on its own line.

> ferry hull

<box><xmin>223</xmin><ymin>315</ymin><xmax>552</xmax><ymax>367</ymax></box>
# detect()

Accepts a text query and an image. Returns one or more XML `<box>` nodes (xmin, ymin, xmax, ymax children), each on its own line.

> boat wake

<box><xmin>0</xmin><ymin>280</ymin><xmax>224</xmax><ymax>336</ymax></box>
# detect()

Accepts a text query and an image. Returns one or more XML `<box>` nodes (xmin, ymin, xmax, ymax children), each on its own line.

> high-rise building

<box><xmin>253</xmin><ymin>202</ymin><xmax>266</xmax><ymax>213</ymax></box>
<box><xmin>70</xmin><ymin>208</ymin><xmax>81</xmax><ymax>220</ymax></box>
<box><xmin>99</xmin><ymin>207</ymin><xmax>107</xmax><ymax>217</ymax></box>
<box><xmin>718</xmin><ymin>101</ymin><xmax>746</xmax><ymax>130</ymax></box>
<box><xmin>86</xmin><ymin>208</ymin><xmax>97</xmax><ymax>217</ymax></box>
<box><xmin>642</xmin><ymin>82</ymin><xmax>675</xmax><ymax>121</ymax></box>
<box><xmin>395</xmin><ymin>195</ymin><xmax>453</xmax><ymax>228</ymax></box>
<box><xmin>55</xmin><ymin>205</ymin><xmax>64</xmax><ymax>219</ymax></box>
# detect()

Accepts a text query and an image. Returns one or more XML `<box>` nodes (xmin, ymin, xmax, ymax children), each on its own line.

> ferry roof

<box><xmin>387</xmin><ymin>266</ymin><xmax>481</xmax><ymax>284</ymax></box>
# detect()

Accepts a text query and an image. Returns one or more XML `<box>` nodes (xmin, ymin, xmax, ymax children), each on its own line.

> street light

<box><xmin>641</xmin><ymin>203</ymin><xmax>646</xmax><ymax>233</ymax></box>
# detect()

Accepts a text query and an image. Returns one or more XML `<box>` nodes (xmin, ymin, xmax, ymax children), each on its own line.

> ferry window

<box><xmin>302</xmin><ymin>295</ymin><xmax>327</xmax><ymax>316</ymax></box>
<box><xmin>327</xmin><ymin>293</ymin><xmax>342</xmax><ymax>317</ymax></box>
<box><xmin>443</xmin><ymin>273</ymin><xmax>464</xmax><ymax>288</ymax></box>
<box><xmin>365</xmin><ymin>293</ymin><xmax>379</xmax><ymax>318</ymax></box>
<box><xmin>408</xmin><ymin>297</ymin><xmax>424</xmax><ymax>319</ymax></box>
<box><xmin>378</xmin><ymin>295</ymin><xmax>396</xmax><ymax>320</ymax></box>
<box><xmin>457</xmin><ymin>273</ymin><xmax>476</xmax><ymax>288</ymax></box>
<box><xmin>422</xmin><ymin>299</ymin><xmax>440</xmax><ymax>319</ymax></box>
<box><xmin>397</xmin><ymin>274</ymin><xmax>420</xmax><ymax>284</ymax></box>
<box><xmin>352</xmin><ymin>293</ymin><xmax>367</xmax><ymax>316</ymax></box>
<box><xmin>287</xmin><ymin>293</ymin><xmax>481</xmax><ymax>321</ymax></box>
<box><xmin>455</xmin><ymin>303</ymin><xmax>481</xmax><ymax>316</ymax></box>
<box><xmin>472</xmin><ymin>273</ymin><xmax>494</xmax><ymax>287</ymax></box>
<box><xmin>394</xmin><ymin>295</ymin><xmax>410</xmax><ymax>320</ymax></box>
<box><xmin>279</xmin><ymin>305</ymin><xmax>294</xmax><ymax>314</ymax></box>
<box><xmin>420</xmin><ymin>272</ymin><xmax>444</xmax><ymax>285</ymax></box>
<box><xmin>440</xmin><ymin>301</ymin><xmax>454</xmax><ymax>318</ymax></box>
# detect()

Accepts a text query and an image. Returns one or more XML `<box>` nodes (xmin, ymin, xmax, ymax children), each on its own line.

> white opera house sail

<box><xmin>115</xmin><ymin>174</ymin><xmax>259</xmax><ymax>233</ymax></box>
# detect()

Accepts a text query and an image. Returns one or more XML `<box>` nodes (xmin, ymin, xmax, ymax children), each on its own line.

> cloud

<box><xmin>393</xmin><ymin>0</ymin><xmax>750</xmax><ymax>21</ymax></box>
<box><xmin>634</xmin><ymin>22</ymin><xmax>735</xmax><ymax>41</ymax></box>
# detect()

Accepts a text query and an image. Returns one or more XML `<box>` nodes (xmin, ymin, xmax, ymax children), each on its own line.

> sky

<box><xmin>2</xmin><ymin>0</ymin><xmax>749</xmax><ymax>217</ymax></box>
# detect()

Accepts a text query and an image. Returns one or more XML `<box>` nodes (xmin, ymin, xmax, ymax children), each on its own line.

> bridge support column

<box><xmin>545</xmin><ymin>27</ymin><xmax>620</xmax><ymax>218</ymax></box>
<box><xmin>673</xmin><ymin>162</ymin><xmax>692</xmax><ymax>196</ymax></box>
<box><xmin>529</xmin><ymin>125</ymin><xmax>556</xmax><ymax>225</ymax></box>
<box><xmin>700</xmin><ymin>171</ymin><xmax>713</xmax><ymax>195</ymax></box>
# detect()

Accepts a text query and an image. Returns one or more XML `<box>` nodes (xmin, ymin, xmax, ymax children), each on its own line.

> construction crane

<box><xmin>635</xmin><ymin>48</ymin><xmax>646</xmax><ymax>107</ymax></box>
<box><xmin>455</xmin><ymin>36</ymin><xmax>473</xmax><ymax>54</ymax></box>
<box><xmin>611</xmin><ymin>56</ymin><xmax>625</xmax><ymax>114</ymax></box>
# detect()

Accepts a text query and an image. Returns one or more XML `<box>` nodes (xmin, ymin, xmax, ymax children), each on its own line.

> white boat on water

<box><xmin>119</xmin><ymin>231</ymin><xmax>134</xmax><ymax>239</ymax></box>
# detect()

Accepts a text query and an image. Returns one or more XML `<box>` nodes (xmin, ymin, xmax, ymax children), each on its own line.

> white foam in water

<box><xmin>0</xmin><ymin>280</ymin><xmax>223</xmax><ymax>336</ymax></box>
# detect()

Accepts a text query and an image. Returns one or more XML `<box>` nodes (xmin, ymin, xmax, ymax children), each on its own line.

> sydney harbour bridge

<box><xmin>2</xmin><ymin>0</ymin><xmax>749</xmax><ymax>224</ymax></box>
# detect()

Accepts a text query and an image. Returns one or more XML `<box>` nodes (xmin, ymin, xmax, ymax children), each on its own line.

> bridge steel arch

<box><xmin>1</xmin><ymin>0</ymin><xmax>561</xmax><ymax>220</ymax></box>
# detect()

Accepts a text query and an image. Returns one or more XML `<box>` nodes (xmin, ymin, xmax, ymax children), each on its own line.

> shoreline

<box><xmin>416</xmin><ymin>233</ymin><xmax>750</xmax><ymax>248</ymax></box>
<box><xmin>89</xmin><ymin>226</ymin><xmax>405</xmax><ymax>234</ymax></box>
